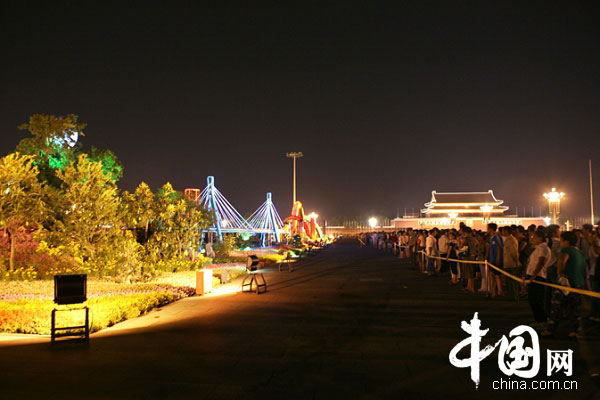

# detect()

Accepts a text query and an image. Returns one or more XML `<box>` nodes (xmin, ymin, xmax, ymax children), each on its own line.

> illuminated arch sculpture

<box><xmin>283</xmin><ymin>201</ymin><xmax>323</xmax><ymax>241</ymax></box>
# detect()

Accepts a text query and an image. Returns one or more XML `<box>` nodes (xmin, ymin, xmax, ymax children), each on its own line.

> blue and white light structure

<box><xmin>197</xmin><ymin>176</ymin><xmax>251</xmax><ymax>241</ymax></box>
<box><xmin>188</xmin><ymin>176</ymin><xmax>285</xmax><ymax>244</ymax></box>
<box><xmin>247</xmin><ymin>192</ymin><xmax>284</xmax><ymax>246</ymax></box>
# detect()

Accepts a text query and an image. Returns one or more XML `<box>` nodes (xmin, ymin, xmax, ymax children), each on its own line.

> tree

<box><xmin>122</xmin><ymin>182</ymin><xmax>155</xmax><ymax>240</ymax></box>
<box><xmin>149</xmin><ymin>183</ymin><xmax>209</xmax><ymax>260</ymax></box>
<box><xmin>0</xmin><ymin>153</ymin><xmax>48</xmax><ymax>271</ymax></box>
<box><xmin>88</xmin><ymin>146</ymin><xmax>123</xmax><ymax>183</ymax></box>
<box><xmin>16</xmin><ymin>114</ymin><xmax>124</xmax><ymax>186</ymax></box>
<box><xmin>177</xmin><ymin>200</ymin><xmax>210</xmax><ymax>260</ymax></box>
<box><xmin>53</xmin><ymin>154</ymin><xmax>122</xmax><ymax>263</ymax></box>
<box><xmin>148</xmin><ymin>183</ymin><xmax>184</xmax><ymax>260</ymax></box>
<box><xmin>17</xmin><ymin>114</ymin><xmax>85</xmax><ymax>187</ymax></box>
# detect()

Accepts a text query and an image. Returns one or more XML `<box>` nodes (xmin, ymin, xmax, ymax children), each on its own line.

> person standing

<box><xmin>408</xmin><ymin>230</ymin><xmax>417</xmax><ymax>264</ymax></box>
<box><xmin>417</xmin><ymin>230</ymin><xmax>426</xmax><ymax>272</ymax></box>
<box><xmin>502</xmin><ymin>226</ymin><xmax>521</xmax><ymax>300</ymax></box>
<box><xmin>517</xmin><ymin>225</ymin><xmax>534</xmax><ymax>298</ymax></box>
<box><xmin>544</xmin><ymin>231</ymin><xmax>587</xmax><ymax>337</ymax></box>
<box><xmin>400</xmin><ymin>231</ymin><xmax>409</xmax><ymax>258</ymax></box>
<box><xmin>544</xmin><ymin>225</ymin><xmax>561</xmax><ymax>313</ymax></box>
<box><xmin>425</xmin><ymin>229</ymin><xmax>438</xmax><ymax>275</ymax></box>
<box><xmin>460</xmin><ymin>227</ymin><xmax>478</xmax><ymax>293</ymax></box>
<box><xmin>438</xmin><ymin>230</ymin><xmax>449</xmax><ymax>274</ymax></box>
<box><xmin>477</xmin><ymin>231</ymin><xmax>489</xmax><ymax>293</ymax></box>
<box><xmin>583</xmin><ymin>226</ymin><xmax>600</xmax><ymax>322</ymax></box>
<box><xmin>526</xmin><ymin>229</ymin><xmax>551</xmax><ymax>330</ymax></box>
<box><xmin>487</xmin><ymin>223</ymin><xmax>505</xmax><ymax>297</ymax></box>
<box><xmin>447</xmin><ymin>231</ymin><xmax>460</xmax><ymax>285</ymax></box>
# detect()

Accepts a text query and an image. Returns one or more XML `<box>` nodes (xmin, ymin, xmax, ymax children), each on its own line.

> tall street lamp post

<box><xmin>286</xmin><ymin>152</ymin><xmax>303</xmax><ymax>204</ymax></box>
<box><xmin>543</xmin><ymin>188</ymin><xmax>565</xmax><ymax>225</ymax></box>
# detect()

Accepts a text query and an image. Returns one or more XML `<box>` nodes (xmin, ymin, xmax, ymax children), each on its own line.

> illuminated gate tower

<box><xmin>392</xmin><ymin>190</ymin><xmax>548</xmax><ymax>230</ymax></box>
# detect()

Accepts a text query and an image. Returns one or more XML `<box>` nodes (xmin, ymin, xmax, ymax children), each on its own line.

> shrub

<box><xmin>0</xmin><ymin>232</ymin><xmax>82</xmax><ymax>280</ymax></box>
<box><xmin>259</xmin><ymin>254</ymin><xmax>287</xmax><ymax>264</ymax></box>
<box><xmin>211</xmin><ymin>256</ymin><xmax>248</xmax><ymax>264</ymax></box>
<box><xmin>141</xmin><ymin>255</ymin><xmax>212</xmax><ymax>280</ymax></box>
<box><xmin>213</xmin><ymin>235</ymin><xmax>236</xmax><ymax>257</ymax></box>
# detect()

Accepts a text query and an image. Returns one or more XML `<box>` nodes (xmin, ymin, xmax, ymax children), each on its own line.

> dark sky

<box><xmin>2</xmin><ymin>2</ymin><xmax>599</xmax><ymax>222</ymax></box>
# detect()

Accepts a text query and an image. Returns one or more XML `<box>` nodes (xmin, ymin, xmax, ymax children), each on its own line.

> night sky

<box><xmin>2</xmin><ymin>2</ymin><xmax>599</xmax><ymax>222</ymax></box>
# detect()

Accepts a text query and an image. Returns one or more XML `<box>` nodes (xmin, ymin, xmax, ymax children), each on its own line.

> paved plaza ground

<box><xmin>1</xmin><ymin>239</ymin><xmax>599</xmax><ymax>399</ymax></box>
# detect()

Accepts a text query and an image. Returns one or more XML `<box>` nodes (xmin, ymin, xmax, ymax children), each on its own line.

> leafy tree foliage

<box><xmin>150</xmin><ymin>183</ymin><xmax>210</xmax><ymax>259</ymax></box>
<box><xmin>16</xmin><ymin>114</ymin><xmax>123</xmax><ymax>186</ymax></box>
<box><xmin>3</xmin><ymin>115</ymin><xmax>212</xmax><ymax>281</ymax></box>
<box><xmin>122</xmin><ymin>182</ymin><xmax>155</xmax><ymax>241</ymax></box>
<box><xmin>88</xmin><ymin>146</ymin><xmax>123</xmax><ymax>183</ymax></box>
<box><xmin>148</xmin><ymin>183</ymin><xmax>210</xmax><ymax>261</ymax></box>
<box><xmin>0</xmin><ymin>153</ymin><xmax>48</xmax><ymax>270</ymax></box>
<box><xmin>52</xmin><ymin>154</ymin><xmax>122</xmax><ymax>263</ymax></box>
<box><xmin>17</xmin><ymin>114</ymin><xmax>85</xmax><ymax>187</ymax></box>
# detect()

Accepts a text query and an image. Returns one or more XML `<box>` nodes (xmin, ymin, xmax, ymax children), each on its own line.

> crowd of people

<box><xmin>360</xmin><ymin>222</ymin><xmax>600</xmax><ymax>338</ymax></box>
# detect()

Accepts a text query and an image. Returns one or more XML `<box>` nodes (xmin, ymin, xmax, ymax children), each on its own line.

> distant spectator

<box><xmin>417</xmin><ymin>230</ymin><xmax>426</xmax><ymax>272</ymax></box>
<box><xmin>438</xmin><ymin>230</ymin><xmax>449</xmax><ymax>273</ymax></box>
<box><xmin>544</xmin><ymin>225</ymin><xmax>561</xmax><ymax>314</ymax></box>
<box><xmin>582</xmin><ymin>224</ymin><xmax>598</xmax><ymax>289</ymax></box>
<box><xmin>502</xmin><ymin>226</ymin><xmax>521</xmax><ymax>300</ymax></box>
<box><xmin>487</xmin><ymin>223</ymin><xmax>504</xmax><ymax>297</ymax></box>
<box><xmin>426</xmin><ymin>229</ymin><xmax>438</xmax><ymax>275</ymax></box>
<box><xmin>476</xmin><ymin>231</ymin><xmax>488</xmax><ymax>293</ymax></box>
<box><xmin>544</xmin><ymin>231</ymin><xmax>587</xmax><ymax>337</ymax></box>
<box><xmin>583</xmin><ymin>225</ymin><xmax>600</xmax><ymax>322</ymax></box>
<box><xmin>460</xmin><ymin>227</ymin><xmax>478</xmax><ymax>293</ymax></box>
<box><xmin>447</xmin><ymin>231</ymin><xmax>460</xmax><ymax>285</ymax></box>
<box><xmin>526</xmin><ymin>229</ymin><xmax>551</xmax><ymax>330</ymax></box>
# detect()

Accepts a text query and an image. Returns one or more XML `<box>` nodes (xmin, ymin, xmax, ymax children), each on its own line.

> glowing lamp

<box><xmin>543</xmin><ymin>188</ymin><xmax>565</xmax><ymax>224</ymax></box>
<box><xmin>543</xmin><ymin>217</ymin><xmax>551</xmax><ymax>226</ymax></box>
<box><xmin>448</xmin><ymin>213</ymin><xmax>458</xmax><ymax>219</ymax></box>
<box><xmin>480</xmin><ymin>205</ymin><xmax>492</xmax><ymax>213</ymax></box>
<box><xmin>221</xmin><ymin>219</ymin><xmax>229</xmax><ymax>228</ymax></box>
<box><xmin>368</xmin><ymin>217</ymin><xmax>377</xmax><ymax>228</ymax></box>
<box><xmin>543</xmin><ymin>188</ymin><xmax>564</xmax><ymax>203</ymax></box>
<box><xmin>51</xmin><ymin>129</ymin><xmax>79</xmax><ymax>148</ymax></box>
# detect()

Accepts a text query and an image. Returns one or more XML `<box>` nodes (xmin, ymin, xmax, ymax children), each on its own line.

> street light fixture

<box><xmin>480</xmin><ymin>205</ymin><xmax>492</xmax><ymax>225</ymax></box>
<box><xmin>368</xmin><ymin>217</ymin><xmax>377</xmax><ymax>229</ymax></box>
<box><xmin>286</xmin><ymin>152</ymin><xmax>303</xmax><ymax>204</ymax></box>
<box><xmin>543</xmin><ymin>188</ymin><xmax>565</xmax><ymax>225</ymax></box>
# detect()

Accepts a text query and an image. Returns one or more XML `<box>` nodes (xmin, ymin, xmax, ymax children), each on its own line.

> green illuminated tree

<box><xmin>88</xmin><ymin>146</ymin><xmax>123</xmax><ymax>183</ymax></box>
<box><xmin>17</xmin><ymin>114</ymin><xmax>85</xmax><ymax>187</ymax></box>
<box><xmin>0</xmin><ymin>153</ymin><xmax>48</xmax><ymax>271</ymax></box>
<box><xmin>16</xmin><ymin>114</ymin><xmax>124</xmax><ymax>186</ymax></box>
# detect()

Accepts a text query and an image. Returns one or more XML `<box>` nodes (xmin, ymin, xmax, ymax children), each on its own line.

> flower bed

<box><xmin>0</xmin><ymin>280</ymin><xmax>195</xmax><ymax>335</ymax></box>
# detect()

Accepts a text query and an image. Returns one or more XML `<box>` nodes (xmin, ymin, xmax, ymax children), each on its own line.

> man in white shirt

<box><xmin>425</xmin><ymin>230</ymin><xmax>438</xmax><ymax>274</ymax></box>
<box><xmin>526</xmin><ymin>229</ymin><xmax>552</xmax><ymax>328</ymax></box>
